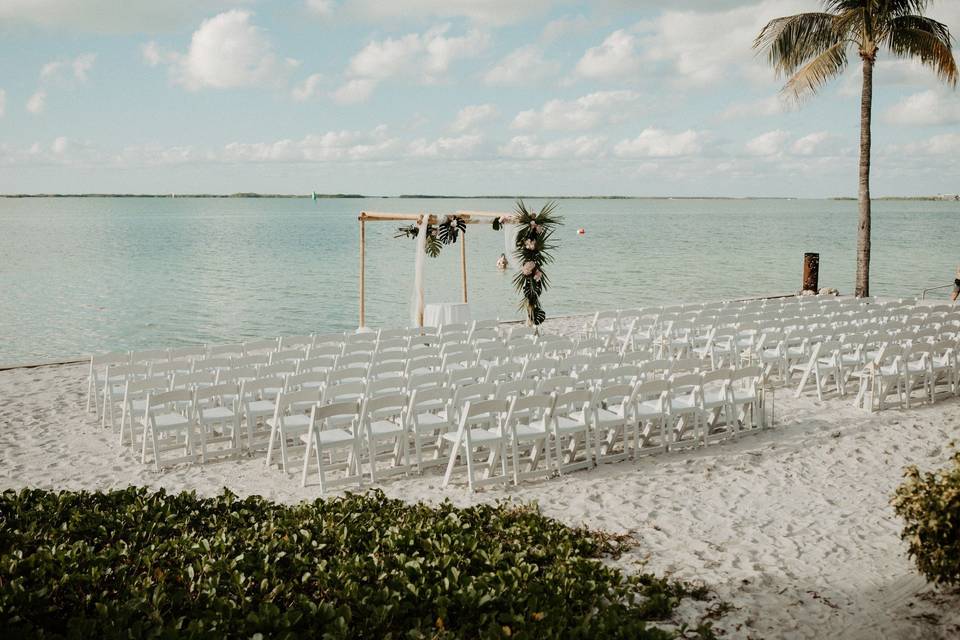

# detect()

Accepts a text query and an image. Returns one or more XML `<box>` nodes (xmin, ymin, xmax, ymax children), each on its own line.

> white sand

<box><xmin>2</xmin><ymin>337</ymin><xmax>960</xmax><ymax>637</ymax></box>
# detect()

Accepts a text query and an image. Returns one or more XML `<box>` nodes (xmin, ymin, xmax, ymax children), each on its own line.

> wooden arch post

<box><xmin>359</xmin><ymin>216</ymin><xmax>366</xmax><ymax>327</ymax></box>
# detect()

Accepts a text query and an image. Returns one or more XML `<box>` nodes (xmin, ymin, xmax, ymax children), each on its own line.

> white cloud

<box><xmin>0</xmin><ymin>90</ymin><xmax>5</xmax><ymax>117</ymax></box>
<box><xmin>888</xmin><ymin>133</ymin><xmax>960</xmax><ymax>156</ymax></box>
<box><xmin>141</xmin><ymin>41</ymin><xmax>163</xmax><ymax>66</ymax></box>
<box><xmin>408</xmin><ymin>134</ymin><xmax>483</xmax><ymax>158</ymax></box>
<box><xmin>51</xmin><ymin>136</ymin><xmax>70</xmax><ymax>155</ymax></box>
<box><xmin>305</xmin><ymin>0</ymin><xmax>336</xmax><ymax>17</ymax></box>
<box><xmin>291</xmin><ymin>73</ymin><xmax>324</xmax><ymax>101</ymax></box>
<box><xmin>149</xmin><ymin>10</ymin><xmax>297</xmax><ymax>91</ymax></box>
<box><xmin>721</xmin><ymin>95</ymin><xmax>791</xmax><ymax>120</ymax></box>
<box><xmin>335</xmin><ymin>25</ymin><xmax>488</xmax><ymax>103</ymax></box>
<box><xmin>222</xmin><ymin>127</ymin><xmax>400</xmax><ymax>162</ymax></box>
<box><xmin>637</xmin><ymin>0</ymin><xmax>810</xmax><ymax>87</ymax></box>
<box><xmin>513</xmin><ymin>90</ymin><xmax>641</xmax><ymax>131</ymax></box>
<box><xmin>574</xmin><ymin>30</ymin><xmax>642</xmax><ymax>80</ymax></box>
<box><xmin>40</xmin><ymin>53</ymin><xmax>96</xmax><ymax>83</ymax></box>
<box><xmin>450</xmin><ymin>104</ymin><xmax>498</xmax><ymax>133</ymax></box>
<box><xmin>791</xmin><ymin>131</ymin><xmax>830</xmax><ymax>156</ymax></box>
<box><xmin>26</xmin><ymin>90</ymin><xmax>46</xmax><ymax>114</ymax></box>
<box><xmin>884</xmin><ymin>90</ymin><xmax>960</xmax><ymax>126</ymax></box>
<box><xmin>0</xmin><ymin>0</ymin><xmax>242</xmax><ymax>34</ymax></box>
<box><xmin>483</xmin><ymin>45</ymin><xmax>559</xmax><ymax>86</ymax></box>
<box><xmin>613</xmin><ymin>128</ymin><xmax>703</xmax><ymax>157</ymax></box>
<box><xmin>341</xmin><ymin>0</ymin><xmax>555</xmax><ymax>26</ymax></box>
<box><xmin>499</xmin><ymin>135</ymin><xmax>606</xmax><ymax>159</ymax></box>
<box><xmin>745</xmin><ymin>129</ymin><xmax>790</xmax><ymax>156</ymax></box>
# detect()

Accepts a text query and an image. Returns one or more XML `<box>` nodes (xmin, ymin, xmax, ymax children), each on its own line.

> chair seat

<box><xmin>266</xmin><ymin>414</ymin><xmax>311</xmax><ymax>431</ymax></box>
<box><xmin>413</xmin><ymin>413</ymin><xmax>450</xmax><ymax>430</ymax></box>
<box><xmin>300</xmin><ymin>429</ymin><xmax>354</xmax><ymax>445</ymax></box>
<box><xmin>151</xmin><ymin>412</ymin><xmax>190</xmax><ymax>430</ymax></box>
<box><xmin>731</xmin><ymin>390</ymin><xmax>757</xmax><ymax>403</ymax></box>
<box><xmin>670</xmin><ymin>397</ymin><xmax>697</xmax><ymax>412</ymax></box>
<box><xmin>513</xmin><ymin>423</ymin><xmax>547</xmax><ymax>438</ymax></box>
<box><xmin>442</xmin><ymin>429</ymin><xmax>500</xmax><ymax>444</ymax></box>
<box><xmin>702</xmin><ymin>389</ymin><xmax>727</xmax><ymax>406</ymax></box>
<box><xmin>199</xmin><ymin>406</ymin><xmax>234</xmax><ymax>421</ymax></box>
<box><xmin>636</xmin><ymin>401</ymin><xmax>663</xmax><ymax>418</ymax></box>
<box><xmin>246</xmin><ymin>400</ymin><xmax>275</xmax><ymax>414</ymax></box>
<box><xmin>369</xmin><ymin>419</ymin><xmax>403</xmax><ymax>436</ymax></box>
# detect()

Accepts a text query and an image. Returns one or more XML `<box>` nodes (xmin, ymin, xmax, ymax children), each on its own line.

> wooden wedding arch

<box><xmin>357</xmin><ymin>210</ymin><xmax>509</xmax><ymax>328</ymax></box>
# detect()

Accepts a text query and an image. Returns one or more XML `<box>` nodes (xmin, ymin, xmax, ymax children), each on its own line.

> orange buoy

<box><xmin>577</xmin><ymin>228</ymin><xmax>585</xmax><ymax>235</ymax></box>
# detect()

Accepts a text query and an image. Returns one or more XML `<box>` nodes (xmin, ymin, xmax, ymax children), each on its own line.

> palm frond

<box><xmin>884</xmin><ymin>0</ymin><xmax>933</xmax><ymax>18</ymax></box>
<box><xmin>885</xmin><ymin>16</ymin><xmax>958</xmax><ymax>85</ymax></box>
<box><xmin>754</xmin><ymin>12</ymin><xmax>844</xmax><ymax>77</ymax></box>
<box><xmin>783</xmin><ymin>40</ymin><xmax>850</xmax><ymax>99</ymax></box>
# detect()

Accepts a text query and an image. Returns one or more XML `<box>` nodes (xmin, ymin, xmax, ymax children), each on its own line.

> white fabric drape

<box><xmin>503</xmin><ymin>223</ymin><xmax>514</xmax><ymax>264</ymax></box>
<box><xmin>410</xmin><ymin>217</ymin><xmax>428</xmax><ymax>326</ymax></box>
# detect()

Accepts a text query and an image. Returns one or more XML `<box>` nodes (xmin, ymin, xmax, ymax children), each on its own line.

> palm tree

<box><xmin>755</xmin><ymin>1</ymin><xmax>957</xmax><ymax>297</ymax></box>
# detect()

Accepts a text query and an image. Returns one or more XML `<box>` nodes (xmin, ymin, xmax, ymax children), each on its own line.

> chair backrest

<box><xmin>461</xmin><ymin>398</ymin><xmax>510</xmax><ymax>422</ymax></box>
<box><xmin>700</xmin><ymin>368</ymin><xmax>731</xmax><ymax>391</ymax></box>
<box><xmin>635</xmin><ymin>379</ymin><xmax>669</xmax><ymax>404</ymax></box>
<box><xmin>217</xmin><ymin>366</ymin><xmax>259</xmax><ymax>385</ymax></box>
<box><xmin>405</xmin><ymin>355</ymin><xmax>441</xmax><ymax>376</ymax></box>
<box><xmin>106</xmin><ymin>363</ymin><xmax>149</xmax><ymax>382</ymax></box>
<box><xmin>285</xmin><ymin>371</ymin><xmax>327</xmax><ymax>391</ymax></box>
<box><xmin>208</xmin><ymin>344</ymin><xmax>244</xmax><ymax>358</ymax></box>
<box><xmin>408</xmin><ymin>386</ymin><xmax>450</xmax><ymax>413</ymax></box>
<box><xmin>620</xmin><ymin>350</ymin><xmax>653</xmax><ymax>366</ymax></box>
<box><xmin>311</xmin><ymin>400</ymin><xmax>360</xmax><ymax>431</ymax></box>
<box><xmin>481</xmin><ymin>361</ymin><xmax>521</xmax><ymax>383</ymax></box>
<box><xmin>362</xmin><ymin>392</ymin><xmax>408</xmax><ymax>421</ymax></box>
<box><xmin>130</xmin><ymin>348</ymin><xmax>169</xmax><ymax>365</ymax></box>
<box><xmin>448</xmin><ymin>366</ymin><xmax>486</xmax><ymax>388</ymax></box>
<box><xmin>369</xmin><ymin>360</ymin><xmax>406</xmax><ymax>379</ymax></box>
<box><xmin>440</xmin><ymin>322</ymin><xmax>471</xmax><ymax>335</ymax></box>
<box><xmin>270</xmin><ymin>348</ymin><xmax>306</xmax><ymax>364</ymax></box>
<box><xmin>233</xmin><ymin>354</ymin><xmax>270</xmax><ymax>369</ymax></box>
<box><xmin>170</xmin><ymin>371</ymin><xmax>216</xmax><ymax>390</ymax></box>
<box><xmin>91</xmin><ymin>351</ymin><xmax>130</xmax><ymax>368</ymax></box>
<box><xmin>604</xmin><ymin>365</ymin><xmax>639</xmax><ymax>385</ymax></box>
<box><xmin>275</xmin><ymin>389</ymin><xmax>320</xmax><ymax>414</ymax></box>
<box><xmin>638</xmin><ymin>359</ymin><xmax>672</xmax><ymax>379</ymax></box>
<box><xmin>593</xmin><ymin>383</ymin><xmax>633</xmax><ymax>408</ymax></box>
<box><xmin>453</xmin><ymin>382</ymin><xmax>497</xmax><ymax>410</ymax></box>
<box><xmin>279</xmin><ymin>335</ymin><xmax>313</xmax><ymax>350</ymax></box>
<box><xmin>145</xmin><ymin>389</ymin><xmax>193</xmax><ymax>422</ymax></box>
<box><xmin>239</xmin><ymin>376</ymin><xmax>284</xmax><ymax>400</ymax></box>
<box><xmin>125</xmin><ymin>375</ymin><xmax>170</xmax><ymax>399</ymax></box>
<box><xmin>669</xmin><ymin>373</ymin><xmax>702</xmax><ymax>396</ymax></box>
<box><xmin>323</xmin><ymin>380</ymin><xmax>366</xmax><ymax>403</ymax></box>
<box><xmin>195</xmin><ymin>382</ymin><xmax>239</xmax><ymax>406</ymax></box>
<box><xmin>407</xmin><ymin>371</ymin><xmax>445</xmax><ymax>392</ymax></box>
<box><xmin>337</xmin><ymin>352</ymin><xmax>372</xmax><ymax>369</ymax></box>
<box><xmin>326</xmin><ymin>367</ymin><xmax>368</xmax><ymax>385</ymax></box>
<box><xmin>366</xmin><ymin>377</ymin><xmax>406</xmax><ymax>398</ymax></box>
<box><xmin>313</xmin><ymin>332</ymin><xmax>346</xmax><ymax>348</ymax></box>
<box><xmin>192</xmin><ymin>356</ymin><xmax>233</xmax><ymax>372</ymax></box>
<box><xmin>244</xmin><ymin>339</ymin><xmax>279</xmax><ymax>355</ymax></box>
<box><xmin>309</xmin><ymin>344</ymin><xmax>342</xmax><ymax>360</ymax></box>
<box><xmin>476</xmin><ymin>346</ymin><xmax>509</xmax><ymax>366</ymax></box>
<box><xmin>522</xmin><ymin>357</ymin><xmax>557</xmax><ymax>379</ymax></box>
<box><xmin>551</xmin><ymin>389</ymin><xmax>591</xmax><ymax>417</ymax></box>
<box><xmin>536</xmin><ymin>375</ymin><xmax>577</xmax><ymax>396</ymax></box>
<box><xmin>495</xmin><ymin>379</ymin><xmax>538</xmax><ymax>402</ymax></box>
<box><xmin>670</xmin><ymin>358</ymin><xmax>702</xmax><ymax>375</ymax></box>
<box><xmin>297</xmin><ymin>355</ymin><xmax>336</xmax><ymax>374</ymax></box>
<box><xmin>506</xmin><ymin>394</ymin><xmax>554</xmax><ymax>424</ymax></box>
<box><xmin>168</xmin><ymin>346</ymin><xmax>205</xmax><ymax>362</ymax></box>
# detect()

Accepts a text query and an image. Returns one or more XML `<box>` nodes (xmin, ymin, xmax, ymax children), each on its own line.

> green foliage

<box><xmin>394</xmin><ymin>223</ymin><xmax>447</xmax><ymax>258</ymax></box>
<box><xmin>892</xmin><ymin>450</ymin><xmax>960</xmax><ymax>586</ymax></box>
<box><xmin>511</xmin><ymin>200</ymin><xmax>561</xmax><ymax>327</ymax></box>
<box><xmin>0</xmin><ymin>487</ymin><xmax>715</xmax><ymax>639</ymax></box>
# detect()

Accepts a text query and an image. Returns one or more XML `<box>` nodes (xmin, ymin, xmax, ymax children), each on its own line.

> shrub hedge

<box><xmin>0</xmin><ymin>487</ymin><xmax>715</xmax><ymax>639</ymax></box>
<box><xmin>892</xmin><ymin>450</ymin><xmax>960</xmax><ymax>586</ymax></box>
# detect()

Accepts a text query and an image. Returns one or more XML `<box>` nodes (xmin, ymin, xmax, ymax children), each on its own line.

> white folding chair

<box><xmin>407</xmin><ymin>386</ymin><xmax>455</xmax><ymax>473</ymax></box>
<box><xmin>239</xmin><ymin>377</ymin><xmax>283</xmax><ymax>452</ymax></box>
<box><xmin>668</xmin><ymin>373</ymin><xmax>702</xmax><ymax>448</ymax></box>
<box><xmin>140</xmin><ymin>389</ymin><xmax>196</xmax><ymax>471</ymax></box>
<box><xmin>441</xmin><ymin>399</ymin><xmax>510</xmax><ymax>491</ymax></box>
<box><xmin>301</xmin><ymin>400</ymin><xmax>363</xmax><ymax>491</ymax></box>
<box><xmin>634</xmin><ymin>379</ymin><xmax>669</xmax><ymax>454</ymax></box>
<box><xmin>535</xmin><ymin>389</ymin><xmax>593</xmax><ymax>474</ymax></box>
<box><xmin>700</xmin><ymin>368</ymin><xmax>735</xmax><ymax>443</ymax></box>
<box><xmin>360</xmin><ymin>392</ymin><xmax>410</xmax><ymax>483</ymax></box>
<box><xmin>193</xmin><ymin>382</ymin><xmax>242</xmax><ymax>460</ymax></box>
<box><xmin>587</xmin><ymin>383</ymin><xmax>634</xmax><ymax>464</ymax></box>
<box><xmin>265</xmin><ymin>389</ymin><xmax>321</xmax><ymax>474</ymax></box>
<box><xmin>118</xmin><ymin>375</ymin><xmax>169</xmax><ymax>446</ymax></box>
<box><xmin>505</xmin><ymin>395</ymin><xmax>554</xmax><ymax>484</ymax></box>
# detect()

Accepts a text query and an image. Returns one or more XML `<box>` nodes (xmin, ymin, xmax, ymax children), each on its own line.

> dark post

<box><xmin>802</xmin><ymin>252</ymin><xmax>820</xmax><ymax>292</ymax></box>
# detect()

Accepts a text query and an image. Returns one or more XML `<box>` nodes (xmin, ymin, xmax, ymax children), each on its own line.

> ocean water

<box><xmin>1</xmin><ymin>196</ymin><xmax>957</xmax><ymax>365</ymax></box>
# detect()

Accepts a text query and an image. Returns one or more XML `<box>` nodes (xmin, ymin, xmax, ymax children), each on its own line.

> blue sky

<box><xmin>1</xmin><ymin>0</ymin><xmax>958</xmax><ymax>197</ymax></box>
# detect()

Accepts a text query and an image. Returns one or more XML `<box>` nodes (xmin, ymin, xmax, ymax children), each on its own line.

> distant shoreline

<box><xmin>1</xmin><ymin>193</ymin><xmax>957</xmax><ymax>201</ymax></box>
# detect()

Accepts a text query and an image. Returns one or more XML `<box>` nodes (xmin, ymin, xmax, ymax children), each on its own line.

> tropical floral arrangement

<box><xmin>497</xmin><ymin>200</ymin><xmax>562</xmax><ymax>327</ymax></box>
<box><xmin>395</xmin><ymin>215</ymin><xmax>466</xmax><ymax>258</ymax></box>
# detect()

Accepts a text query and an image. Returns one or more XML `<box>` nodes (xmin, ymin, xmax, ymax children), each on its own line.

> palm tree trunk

<box><xmin>856</xmin><ymin>54</ymin><xmax>875</xmax><ymax>298</ymax></box>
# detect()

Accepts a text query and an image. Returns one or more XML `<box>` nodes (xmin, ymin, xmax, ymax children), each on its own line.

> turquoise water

<box><xmin>1</xmin><ymin>197</ymin><xmax>957</xmax><ymax>364</ymax></box>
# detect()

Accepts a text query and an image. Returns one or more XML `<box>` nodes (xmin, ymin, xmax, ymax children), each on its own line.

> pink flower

<box><xmin>521</xmin><ymin>261</ymin><xmax>536</xmax><ymax>276</ymax></box>
<box><xmin>524</xmin><ymin>239</ymin><xmax>536</xmax><ymax>250</ymax></box>
<box><xmin>529</xmin><ymin>221</ymin><xmax>539</xmax><ymax>231</ymax></box>
<box><xmin>533</xmin><ymin>270</ymin><xmax>542</xmax><ymax>282</ymax></box>
<box><xmin>499</xmin><ymin>215</ymin><xmax>514</xmax><ymax>224</ymax></box>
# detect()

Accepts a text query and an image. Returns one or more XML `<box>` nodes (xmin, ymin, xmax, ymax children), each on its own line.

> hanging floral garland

<box><xmin>395</xmin><ymin>215</ymin><xmax>466</xmax><ymax>258</ymax></box>
<box><xmin>496</xmin><ymin>200</ymin><xmax>561</xmax><ymax>327</ymax></box>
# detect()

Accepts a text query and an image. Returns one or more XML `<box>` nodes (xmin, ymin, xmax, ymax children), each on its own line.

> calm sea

<box><xmin>1</xmin><ymin>196</ymin><xmax>957</xmax><ymax>365</ymax></box>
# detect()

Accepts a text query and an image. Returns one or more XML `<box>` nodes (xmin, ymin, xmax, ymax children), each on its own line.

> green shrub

<box><xmin>0</xmin><ymin>487</ymin><xmax>713</xmax><ymax>639</ymax></box>
<box><xmin>892</xmin><ymin>450</ymin><xmax>960</xmax><ymax>586</ymax></box>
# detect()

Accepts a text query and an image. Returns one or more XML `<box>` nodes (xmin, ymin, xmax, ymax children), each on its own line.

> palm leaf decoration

<box><xmin>510</xmin><ymin>200</ymin><xmax>561</xmax><ymax>327</ymax></box>
<box><xmin>395</xmin><ymin>222</ymin><xmax>449</xmax><ymax>258</ymax></box>
<box><xmin>436</xmin><ymin>216</ymin><xmax>466</xmax><ymax>245</ymax></box>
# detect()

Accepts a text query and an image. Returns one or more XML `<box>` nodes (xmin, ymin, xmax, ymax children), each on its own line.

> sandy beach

<box><xmin>3</xmin><ymin>321</ymin><xmax>959</xmax><ymax>639</ymax></box>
